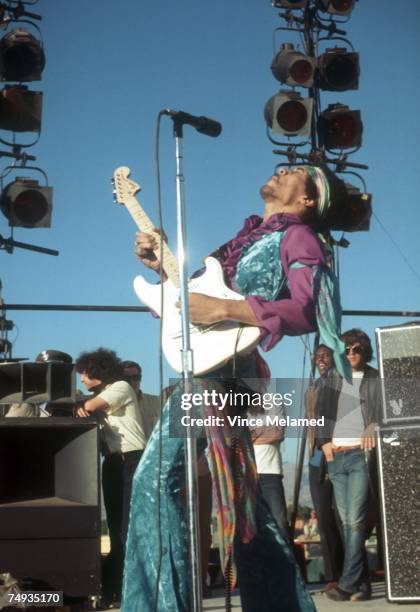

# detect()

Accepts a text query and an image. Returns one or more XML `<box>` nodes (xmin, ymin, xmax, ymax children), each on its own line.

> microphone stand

<box><xmin>172</xmin><ymin>117</ymin><xmax>203</xmax><ymax>612</ymax></box>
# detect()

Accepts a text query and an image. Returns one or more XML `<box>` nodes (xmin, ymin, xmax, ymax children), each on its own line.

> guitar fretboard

<box><xmin>124</xmin><ymin>196</ymin><xmax>180</xmax><ymax>287</ymax></box>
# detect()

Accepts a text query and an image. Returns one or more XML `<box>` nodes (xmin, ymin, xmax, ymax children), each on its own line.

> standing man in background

<box><xmin>122</xmin><ymin>360</ymin><xmax>161</xmax><ymax>441</ymax></box>
<box><xmin>317</xmin><ymin>329</ymin><xmax>381</xmax><ymax>602</ymax></box>
<box><xmin>307</xmin><ymin>344</ymin><xmax>344</xmax><ymax>592</ymax></box>
<box><xmin>76</xmin><ymin>348</ymin><xmax>145</xmax><ymax>606</ymax></box>
<box><xmin>248</xmin><ymin>398</ymin><xmax>290</xmax><ymax>541</ymax></box>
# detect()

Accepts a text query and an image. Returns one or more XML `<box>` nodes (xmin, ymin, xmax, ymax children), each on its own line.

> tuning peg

<box><xmin>110</xmin><ymin>177</ymin><xmax>115</xmax><ymax>185</ymax></box>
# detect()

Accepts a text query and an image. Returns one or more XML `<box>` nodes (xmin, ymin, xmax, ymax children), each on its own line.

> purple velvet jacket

<box><xmin>212</xmin><ymin>212</ymin><xmax>326</xmax><ymax>352</ymax></box>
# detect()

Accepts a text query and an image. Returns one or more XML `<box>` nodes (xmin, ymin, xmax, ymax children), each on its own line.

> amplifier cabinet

<box><xmin>0</xmin><ymin>361</ymin><xmax>76</xmax><ymax>404</ymax></box>
<box><xmin>376</xmin><ymin>423</ymin><xmax>420</xmax><ymax>603</ymax></box>
<box><xmin>375</xmin><ymin>322</ymin><xmax>420</xmax><ymax>423</ymax></box>
<box><xmin>0</xmin><ymin>418</ymin><xmax>101</xmax><ymax>597</ymax></box>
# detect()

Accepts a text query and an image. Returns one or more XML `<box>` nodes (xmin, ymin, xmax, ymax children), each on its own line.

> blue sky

<box><xmin>1</xmin><ymin>0</ymin><xmax>420</xmax><ymax>454</ymax></box>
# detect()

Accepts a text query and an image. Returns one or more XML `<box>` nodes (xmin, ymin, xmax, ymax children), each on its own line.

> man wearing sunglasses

<box><xmin>316</xmin><ymin>329</ymin><xmax>381</xmax><ymax>603</ymax></box>
<box><xmin>122</xmin><ymin>360</ymin><xmax>161</xmax><ymax>441</ymax></box>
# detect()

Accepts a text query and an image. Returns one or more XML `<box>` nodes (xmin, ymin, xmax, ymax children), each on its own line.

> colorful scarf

<box><xmin>198</xmin><ymin>378</ymin><xmax>258</xmax><ymax>589</ymax></box>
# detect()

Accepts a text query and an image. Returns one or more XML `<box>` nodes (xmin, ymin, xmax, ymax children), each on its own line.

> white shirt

<box><xmin>253</xmin><ymin>442</ymin><xmax>283</xmax><ymax>475</ymax></box>
<box><xmin>333</xmin><ymin>371</ymin><xmax>365</xmax><ymax>447</ymax></box>
<box><xmin>248</xmin><ymin>404</ymin><xmax>285</xmax><ymax>475</ymax></box>
<box><xmin>99</xmin><ymin>380</ymin><xmax>146</xmax><ymax>453</ymax></box>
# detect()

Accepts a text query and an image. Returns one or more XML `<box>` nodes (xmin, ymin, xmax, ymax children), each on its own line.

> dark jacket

<box><xmin>315</xmin><ymin>364</ymin><xmax>382</xmax><ymax>450</ymax></box>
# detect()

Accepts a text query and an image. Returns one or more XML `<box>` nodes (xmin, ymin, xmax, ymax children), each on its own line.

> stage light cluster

<box><xmin>0</xmin><ymin>6</ymin><xmax>53</xmax><ymax>233</ymax></box>
<box><xmin>265</xmin><ymin>42</ymin><xmax>362</xmax><ymax>143</ymax></box>
<box><xmin>266</xmin><ymin>0</ymin><xmax>371</xmax><ymax>232</ymax></box>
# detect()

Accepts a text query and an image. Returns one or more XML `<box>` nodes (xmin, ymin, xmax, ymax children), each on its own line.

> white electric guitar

<box><xmin>112</xmin><ymin>166</ymin><xmax>261</xmax><ymax>375</ymax></box>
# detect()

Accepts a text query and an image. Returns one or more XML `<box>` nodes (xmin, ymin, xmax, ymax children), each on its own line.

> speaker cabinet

<box><xmin>0</xmin><ymin>361</ymin><xmax>75</xmax><ymax>404</ymax></box>
<box><xmin>376</xmin><ymin>322</ymin><xmax>420</xmax><ymax>423</ymax></box>
<box><xmin>377</xmin><ymin>423</ymin><xmax>420</xmax><ymax>603</ymax></box>
<box><xmin>0</xmin><ymin>418</ymin><xmax>101</xmax><ymax>597</ymax></box>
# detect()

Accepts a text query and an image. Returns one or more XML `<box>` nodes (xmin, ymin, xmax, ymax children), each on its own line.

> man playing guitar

<box><xmin>123</xmin><ymin>165</ymin><xmax>348</xmax><ymax>612</ymax></box>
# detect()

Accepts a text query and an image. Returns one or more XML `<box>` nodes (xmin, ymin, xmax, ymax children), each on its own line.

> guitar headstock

<box><xmin>112</xmin><ymin>166</ymin><xmax>141</xmax><ymax>205</ymax></box>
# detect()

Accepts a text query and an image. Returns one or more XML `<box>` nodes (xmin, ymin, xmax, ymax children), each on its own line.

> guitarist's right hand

<box><xmin>135</xmin><ymin>229</ymin><xmax>167</xmax><ymax>279</ymax></box>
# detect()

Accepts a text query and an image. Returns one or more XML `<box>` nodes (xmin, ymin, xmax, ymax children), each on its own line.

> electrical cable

<box><xmin>224</xmin><ymin>431</ymin><xmax>239</xmax><ymax>612</ymax></box>
<box><xmin>291</xmin><ymin>337</ymin><xmax>310</xmax><ymax>533</ymax></box>
<box><xmin>0</xmin><ymin>161</ymin><xmax>17</xmax><ymax>184</ymax></box>
<box><xmin>222</xmin><ymin>329</ymin><xmax>243</xmax><ymax>612</ymax></box>
<box><xmin>372</xmin><ymin>211</ymin><xmax>420</xmax><ymax>288</ymax></box>
<box><xmin>150</xmin><ymin>110</ymin><xmax>167</xmax><ymax>612</ymax></box>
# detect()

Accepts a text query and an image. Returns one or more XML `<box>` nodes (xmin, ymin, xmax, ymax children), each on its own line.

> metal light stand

<box><xmin>172</xmin><ymin>117</ymin><xmax>203</xmax><ymax>612</ymax></box>
<box><xmin>0</xmin><ymin>234</ymin><xmax>59</xmax><ymax>256</ymax></box>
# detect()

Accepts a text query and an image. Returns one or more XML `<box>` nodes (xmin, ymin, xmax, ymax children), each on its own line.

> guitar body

<box><xmin>112</xmin><ymin>166</ymin><xmax>261</xmax><ymax>375</ymax></box>
<box><xmin>133</xmin><ymin>256</ymin><xmax>261</xmax><ymax>375</ymax></box>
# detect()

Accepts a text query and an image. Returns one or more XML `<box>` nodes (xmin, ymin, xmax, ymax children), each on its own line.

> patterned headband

<box><xmin>302</xmin><ymin>165</ymin><xmax>331</xmax><ymax>220</ymax></box>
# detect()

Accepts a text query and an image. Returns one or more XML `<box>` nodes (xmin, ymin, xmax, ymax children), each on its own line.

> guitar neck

<box><xmin>124</xmin><ymin>196</ymin><xmax>180</xmax><ymax>286</ymax></box>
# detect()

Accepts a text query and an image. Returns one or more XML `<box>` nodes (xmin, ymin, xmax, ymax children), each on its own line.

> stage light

<box><xmin>328</xmin><ymin>183</ymin><xmax>372</xmax><ymax>232</ymax></box>
<box><xmin>317</xmin><ymin>103</ymin><xmax>362</xmax><ymax>149</ymax></box>
<box><xmin>0</xmin><ymin>28</ymin><xmax>45</xmax><ymax>82</ymax></box>
<box><xmin>343</xmin><ymin>184</ymin><xmax>372</xmax><ymax>231</ymax></box>
<box><xmin>318</xmin><ymin>48</ymin><xmax>359</xmax><ymax>91</ymax></box>
<box><xmin>317</xmin><ymin>0</ymin><xmax>355</xmax><ymax>16</ymax></box>
<box><xmin>1</xmin><ymin>178</ymin><xmax>53</xmax><ymax>228</ymax></box>
<box><xmin>0</xmin><ymin>85</ymin><xmax>42</xmax><ymax>132</ymax></box>
<box><xmin>271</xmin><ymin>44</ymin><xmax>316</xmax><ymax>88</ymax></box>
<box><xmin>264</xmin><ymin>91</ymin><xmax>313</xmax><ymax>136</ymax></box>
<box><xmin>272</xmin><ymin>0</ymin><xmax>308</xmax><ymax>9</ymax></box>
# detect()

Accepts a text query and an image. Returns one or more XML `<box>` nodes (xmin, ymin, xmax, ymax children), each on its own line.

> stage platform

<box><xmin>202</xmin><ymin>582</ymin><xmax>420</xmax><ymax>611</ymax></box>
<box><xmin>105</xmin><ymin>581</ymin><xmax>420</xmax><ymax>611</ymax></box>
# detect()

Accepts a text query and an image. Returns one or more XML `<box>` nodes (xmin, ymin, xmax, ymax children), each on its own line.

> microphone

<box><xmin>163</xmin><ymin>108</ymin><xmax>222</xmax><ymax>138</ymax></box>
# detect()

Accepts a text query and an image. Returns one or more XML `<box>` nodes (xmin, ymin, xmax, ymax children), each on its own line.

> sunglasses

<box><xmin>126</xmin><ymin>375</ymin><xmax>141</xmax><ymax>381</ymax></box>
<box><xmin>345</xmin><ymin>345</ymin><xmax>364</xmax><ymax>355</ymax></box>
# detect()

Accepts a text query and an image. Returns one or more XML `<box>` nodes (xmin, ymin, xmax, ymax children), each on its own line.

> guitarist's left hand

<box><xmin>183</xmin><ymin>292</ymin><xmax>260</xmax><ymax>327</ymax></box>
